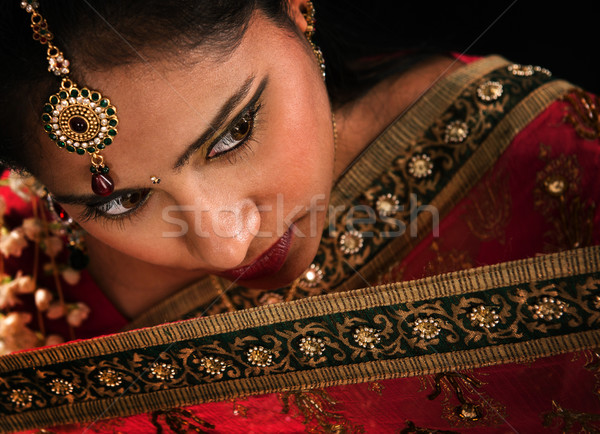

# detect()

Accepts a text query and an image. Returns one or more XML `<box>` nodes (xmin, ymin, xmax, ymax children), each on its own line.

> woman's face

<box><xmin>33</xmin><ymin>11</ymin><xmax>335</xmax><ymax>289</ymax></box>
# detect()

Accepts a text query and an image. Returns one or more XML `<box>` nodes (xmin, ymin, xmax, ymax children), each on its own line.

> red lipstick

<box><xmin>221</xmin><ymin>225</ymin><xmax>294</xmax><ymax>281</ymax></box>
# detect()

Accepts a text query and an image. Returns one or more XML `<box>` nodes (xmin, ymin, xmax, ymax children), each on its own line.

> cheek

<box><xmin>61</xmin><ymin>203</ymin><xmax>183</xmax><ymax>265</ymax></box>
<box><xmin>263</xmin><ymin>78</ymin><xmax>333</xmax><ymax>200</ymax></box>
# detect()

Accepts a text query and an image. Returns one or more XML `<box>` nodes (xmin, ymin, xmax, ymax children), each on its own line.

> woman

<box><xmin>1</xmin><ymin>0</ymin><xmax>599</xmax><ymax>432</ymax></box>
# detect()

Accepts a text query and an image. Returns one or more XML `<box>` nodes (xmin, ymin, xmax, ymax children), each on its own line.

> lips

<box><xmin>221</xmin><ymin>225</ymin><xmax>295</xmax><ymax>281</ymax></box>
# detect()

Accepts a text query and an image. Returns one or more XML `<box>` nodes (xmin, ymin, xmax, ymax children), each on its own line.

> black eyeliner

<box><xmin>80</xmin><ymin>77</ymin><xmax>268</xmax><ymax>224</ymax></box>
<box><xmin>205</xmin><ymin>78</ymin><xmax>267</xmax><ymax>158</ymax></box>
<box><xmin>206</xmin><ymin>102</ymin><xmax>261</xmax><ymax>161</ymax></box>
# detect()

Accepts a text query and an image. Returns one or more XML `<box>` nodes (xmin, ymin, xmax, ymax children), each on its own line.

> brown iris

<box><xmin>120</xmin><ymin>191</ymin><xmax>147</xmax><ymax>210</ymax></box>
<box><xmin>231</xmin><ymin>113</ymin><xmax>253</xmax><ymax>141</ymax></box>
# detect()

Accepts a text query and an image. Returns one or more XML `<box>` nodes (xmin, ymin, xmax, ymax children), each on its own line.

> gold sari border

<box><xmin>343</xmin><ymin>78</ymin><xmax>574</xmax><ymax>289</ymax></box>
<box><xmin>330</xmin><ymin>55</ymin><xmax>510</xmax><ymax>208</ymax></box>
<box><xmin>1</xmin><ymin>245</ymin><xmax>598</xmax><ymax>372</ymax></box>
<box><xmin>3</xmin><ymin>330</ymin><xmax>598</xmax><ymax>433</ymax></box>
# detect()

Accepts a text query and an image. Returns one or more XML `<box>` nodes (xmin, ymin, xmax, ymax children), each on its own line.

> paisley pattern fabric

<box><xmin>1</xmin><ymin>55</ymin><xmax>600</xmax><ymax>433</ymax></box>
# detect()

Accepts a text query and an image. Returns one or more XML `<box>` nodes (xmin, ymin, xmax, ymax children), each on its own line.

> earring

<box><xmin>303</xmin><ymin>1</ymin><xmax>326</xmax><ymax>80</ymax></box>
<box><xmin>45</xmin><ymin>194</ymin><xmax>89</xmax><ymax>270</ymax></box>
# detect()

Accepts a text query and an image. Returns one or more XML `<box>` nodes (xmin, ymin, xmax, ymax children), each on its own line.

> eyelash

<box><xmin>79</xmin><ymin>103</ymin><xmax>263</xmax><ymax>225</ymax></box>
<box><xmin>207</xmin><ymin>102</ymin><xmax>261</xmax><ymax>164</ymax></box>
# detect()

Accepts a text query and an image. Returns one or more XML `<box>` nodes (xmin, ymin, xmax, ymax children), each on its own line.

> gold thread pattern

<box><xmin>563</xmin><ymin>88</ymin><xmax>600</xmax><ymax>140</ymax></box>
<box><xmin>299</xmin><ymin>336</ymin><xmax>326</xmax><ymax>357</ymax></box>
<box><xmin>407</xmin><ymin>154</ymin><xmax>434</xmax><ymax>178</ymax></box>
<box><xmin>97</xmin><ymin>369</ymin><xmax>123</xmax><ymax>388</ymax></box>
<box><xmin>353</xmin><ymin>326</ymin><xmax>381</xmax><ymax>349</ymax></box>
<box><xmin>49</xmin><ymin>378</ymin><xmax>73</xmax><ymax>396</ymax></box>
<box><xmin>246</xmin><ymin>346</ymin><xmax>273</xmax><ymax>367</ymax></box>
<box><xmin>150</xmin><ymin>362</ymin><xmax>177</xmax><ymax>381</ymax></box>
<box><xmin>199</xmin><ymin>357</ymin><xmax>228</xmax><ymax>376</ymax></box>
<box><xmin>476</xmin><ymin>80</ymin><xmax>503</xmax><ymax>102</ymax></box>
<box><xmin>444</xmin><ymin>121</ymin><xmax>469</xmax><ymax>143</ymax></box>
<box><xmin>1</xmin><ymin>245</ymin><xmax>599</xmax><ymax>431</ymax></box>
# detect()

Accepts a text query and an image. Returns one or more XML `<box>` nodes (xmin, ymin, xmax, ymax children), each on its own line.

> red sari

<box><xmin>1</xmin><ymin>55</ymin><xmax>599</xmax><ymax>433</ymax></box>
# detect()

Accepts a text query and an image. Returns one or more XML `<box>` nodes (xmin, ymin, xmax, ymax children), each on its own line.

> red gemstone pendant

<box><xmin>91</xmin><ymin>173</ymin><xmax>114</xmax><ymax>196</ymax></box>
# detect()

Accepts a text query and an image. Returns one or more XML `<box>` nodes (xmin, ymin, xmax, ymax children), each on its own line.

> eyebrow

<box><xmin>173</xmin><ymin>73</ymin><xmax>259</xmax><ymax>170</ymax></box>
<box><xmin>52</xmin><ymin>74</ymin><xmax>268</xmax><ymax>207</ymax></box>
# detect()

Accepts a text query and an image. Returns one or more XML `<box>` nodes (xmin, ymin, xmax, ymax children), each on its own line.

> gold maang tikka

<box><xmin>21</xmin><ymin>1</ymin><xmax>118</xmax><ymax>196</ymax></box>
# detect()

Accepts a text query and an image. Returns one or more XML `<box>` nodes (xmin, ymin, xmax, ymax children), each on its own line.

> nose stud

<box><xmin>150</xmin><ymin>176</ymin><xmax>161</xmax><ymax>185</ymax></box>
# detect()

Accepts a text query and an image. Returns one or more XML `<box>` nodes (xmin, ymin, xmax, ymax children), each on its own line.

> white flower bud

<box><xmin>46</xmin><ymin>302</ymin><xmax>66</xmax><ymax>320</ymax></box>
<box><xmin>43</xmin><ymin>236</ymin><xmax>64</xmax><ymax>258</ymax></box>
<box><xmin>22</xmin><ymin>218</ymin><xmax>43</xmax><ymax>242</ymax></box>
<box><xmin>35</xmin><ymin>288</ymin><xmax>53</xmax><ymax>311</ymax></box>
<box><xmin>0</xmin><ymin>228</ymin><xmax>28</xmax><ymax>258</ymax></box>
<box><xmin>0</xmin><ymin>281</ymin><xmax>19</xmax><ymax>310</ymax></box>
<box><xmin>0</xmin><ymin>312</ymin><xmax>39</xmax><ymax>353</ymax></box>
<box><xmin>14</xmin><ymin>275</ymin><xmax>35</xmax><ymax>294</ymax></box>
<box><xmin>61</xmin><ymin>267</ymin><xmax>81</xmax><ymax>286</ymax></box>
<box><xmin>66</xmin><ymin>302</ymin><xmax>91</xmax><ymax>327</ymax></box>
<box><xmin>44</xmin><ymin>334</ymin><xmax>65</xmax><ymax>346</ymax></box>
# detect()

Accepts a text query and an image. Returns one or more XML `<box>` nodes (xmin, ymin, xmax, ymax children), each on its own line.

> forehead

<box><xmin>33</xmin><ymin>13</ymin><xmax>287</xmax><ymax>194</ymax></box>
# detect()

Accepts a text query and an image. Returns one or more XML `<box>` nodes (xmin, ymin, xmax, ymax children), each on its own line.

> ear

<box><xmin>286</xmin><ymin>0</ymin><xmax>310</xmax><ymax>34</ymax></box>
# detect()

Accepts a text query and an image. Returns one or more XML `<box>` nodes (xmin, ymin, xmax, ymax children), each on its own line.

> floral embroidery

<box><xmin>97</xmin><ymin>369</ymin><xmax>123</xmax><ymax>387</ymax></box>
<box><xmin>232</xmin><ymin>402</ymin><xmax>248</xmax><ymax>417</ymax></box>
<box><xmin>298</xmin><ymin>263</ymin><xmax>324</xmax><ymax>288</ymax></box>
<box><xmin>544</xmin><ymin>174</ymin><xmax>567</xmax><ymax>196</ymax></box>
<box><xmin>407</xmin><ymin>154</ymin><xmax>434</xmax><ymax>178</ymax></box>
<box><xmin>298</xmin><ymin>336</ymin><xmax>326</xmax><ymax>357</ymax></box>
<box><xmin>476</xmin><ymin>80</ymin><xmax>503</xmax><ymax>102</ymax></box>
<box><xmin>563</xmin><ymin>88</ymin><xmax>600</xmax><ymax>140</ymax></box>
<box><xmin>413</xmin><ymin>317</ymin><xmax>441</xmax><ymax>340</ymax></box>
<box><xmin>339</xmin><ymin>230</ymin><xmax>364</xmax><ymax>255</ymax></box>
<box><xmin>246</xmin><ymin>346</ymin><xmax>273</xmax><ymax>367</ymax></box>
<box><xmin>150</xmin><ymin>408</ymin><xmax>215</xmax><ymax>433</ymax></box>
<box><xmin>533</xmin><ymin>144</ymin><xmax>595</xmax><ymax>251</ymax></box>
<box><xmin>367</xmin><ymin>381</ymin><xmax>385</xmax><ymax>396</ymax></box>
<box><xmin>353</xmin><ymin>326</ymin><xmax>381</xmax><ymax>349</ymax></box>
<box><xmin>423</xmin><ymin>242</ymin><xmax>474</xmax><ymax>276</ymax></box>
<box><xmin>427</xmin><ymin>372</ymin><xmax>507</xmax><ymax>428</ymax></box>
<box><xmin>49</xmin><ymin>378</ymin><xmax>74</xmax><ymax>395</ymax></box>
<box><xmin>508</xmin><ymin>64</ymin><xmax>534</xmax><ymax>76</ymax></box>
<box><xmin>530</xmin><ymin>297</ymin><xmax>567</xmax><ymax>321</ymax></box>
<box><xmin>199</xmin><ymin>356</ymin><xmax>228</xmax><ymax>376</ymax></box>
<box><xmin>543</xmin><ymin>400</ymin><xmax>600</xmax><ymax>432</ymax></box>
<box><xmin>150</xmin><ymin>362</ymin><xmax>177</xmax><ymax>381</ymax></box>
<box><xmin>280</xmin><ymin>389</ymin><xmax>357</xmax><ymax>432</ymax></box>
<box><xmin>375</xmin><ymin>193</ymin><xmax>399</xmax><ymax>217</ymax></box>
<box><xmin>464</xmin><ymin>168</ymin><xmax>511</xmax><ymax>243</ymax></box>
<box><xmin>444</xmin><ymin>121</ymin><xmax>469</xmax><ymax>143</ymax></box>
<box><xmin>1</xmin><ymin>262</ymin><xmax>599</xmax><ymax>428</ymax></box>
<box><xmin>9</xmin><ymin>389</ymin><xmax>32</xmax><ymax>408</ymax></box>
<box><xmin>469</xmin><ymin>306</ymin><xmax>500</xmax><ymax>329</ymax></box>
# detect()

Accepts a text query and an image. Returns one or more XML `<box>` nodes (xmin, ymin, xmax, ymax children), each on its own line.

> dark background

<box><xmin>326</xmin><ymin>0</ymin><xmax>598</xmax><ymax>94</ymax></box>
<box><xmin>464</xmin><ymin>1</ymin><xmax>598</xmax><ymax>93</ymax></box>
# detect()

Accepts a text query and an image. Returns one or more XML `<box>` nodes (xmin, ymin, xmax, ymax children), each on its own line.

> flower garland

<box><xmin>0</xmin><ymin>172</ymin><xmax>90</xmax><ymax>355</ymax></box>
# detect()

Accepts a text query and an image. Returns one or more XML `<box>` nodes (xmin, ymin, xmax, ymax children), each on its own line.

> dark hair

<box><xmin>0</xmin><ymin>0</ymin><xmax>285</xmax><ymax>173</ymax></box>
<box><xmin>0</xmin><ymin>0</ymin><xmax>463</xmax><ymax>174</ymax></box>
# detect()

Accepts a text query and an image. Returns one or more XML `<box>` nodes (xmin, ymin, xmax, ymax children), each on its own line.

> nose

<box><xmin>180</xmin><ymin>194</ymin><xmax>261</xmax><ymax>270</ymax></box>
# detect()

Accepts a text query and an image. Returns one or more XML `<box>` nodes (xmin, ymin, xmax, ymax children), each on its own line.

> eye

<box><xmin>207</xmin><ymin>110</ymin><xmax>255</xmax><ymax>159</ymax></box>
<box><xmin>98</xmin><ymin>189</ymin><xmax>151</xmax><ymax>216</ymax></box>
